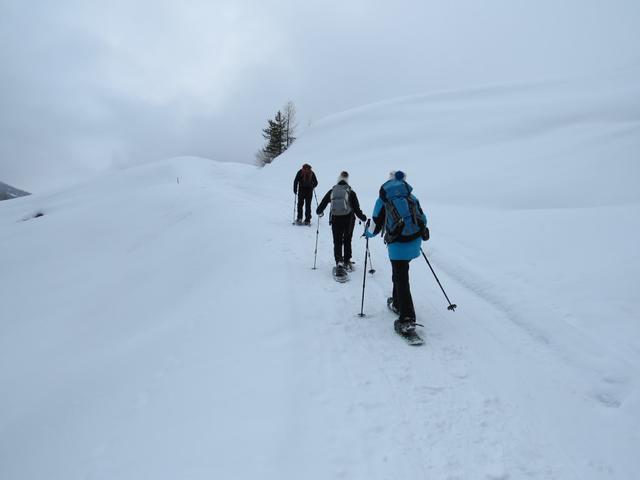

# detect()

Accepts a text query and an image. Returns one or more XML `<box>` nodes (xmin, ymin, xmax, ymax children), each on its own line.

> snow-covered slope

<box><xmin>0</xmin><ymin>158</ymin><xmax>322</xmax><ymax>479</ymax></box>
<box><xmin>1</xmin><ymin>69</ymin><xmax>639</xmax><ymax>480</ymax></box>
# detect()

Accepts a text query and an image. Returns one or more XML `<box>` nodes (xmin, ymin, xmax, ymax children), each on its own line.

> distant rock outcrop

<box><xmin>0</xmin><ymin>181</ymin><xmax>30</xmax><ymax>201</ymax></box>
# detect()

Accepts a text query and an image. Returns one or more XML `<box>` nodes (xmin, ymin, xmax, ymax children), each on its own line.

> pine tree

<box><xmin>258</xmin><ymin>110</ymin><xmax>285</xmax><ymax>165</ymax></box>
<box><xmin>257</xmin><ymin>103</ymin><xmax>297</xmax><ymax>167</ymax></box>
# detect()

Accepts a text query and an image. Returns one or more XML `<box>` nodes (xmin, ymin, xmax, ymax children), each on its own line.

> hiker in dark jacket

<box><xmin>293</xmin><ymin>163</ymin><xmax>319</xmax><ymax>225</ymax></box>
<box><xmin>316</xmin><ymin>171</ymin><xmax>367</xmax><ymax>270</ymax></box>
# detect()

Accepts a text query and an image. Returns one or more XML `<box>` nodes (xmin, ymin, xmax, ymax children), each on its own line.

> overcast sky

<box><xmin>1</xmin><ymin>0</ymin><xmax>639</xmax><ymax>191</ymax></box>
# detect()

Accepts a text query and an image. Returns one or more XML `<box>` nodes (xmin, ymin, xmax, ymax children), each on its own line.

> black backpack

<box><xmin>300</xmin><ymin>169</ymin><xmax>314</xmax><ymax>189</ymax></box>
<box><xmin>380</xmin><ymin>179</ymin><xmax>427</xmax><ymax>243</ymax></box>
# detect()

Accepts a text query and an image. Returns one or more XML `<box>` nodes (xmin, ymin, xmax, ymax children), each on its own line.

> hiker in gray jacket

<box><xmin>316</xmin><ymin>171</ymin><xmax>367</xmax><ymax>270</ymax></box>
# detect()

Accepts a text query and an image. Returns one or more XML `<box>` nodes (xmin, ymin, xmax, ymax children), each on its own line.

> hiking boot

<box><xmin>344</xmin><ymin>260</ymin><xmax>354</xmax><ymax>272</ymax></box>
<box><xmin>304</xmin><ymin>219</ymin><xmax>311</xmax><ymax>225</ymax></box>
<box><xmin>387</xmin><ymin>297</ymin><xmax>400</xmax><ymax>315</ymax></box>
<box><xmin>296</xmin><ymin>218</ymin><xmax>303</xmax><ymax>225</ymax></box>
<box><xmin>394</xmin><ymin>317</ymin><xmax>416</xmax><ymax>335</ymax></box>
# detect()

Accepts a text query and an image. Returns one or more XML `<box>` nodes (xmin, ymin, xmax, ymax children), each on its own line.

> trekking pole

<box><xmin>292</xmin><ymin>193</ymin><xmax>297</xmax><ymax>225</ymax></box>
<box><xmin>367</xmin><ymin>247</ymin><xmax>375</xmax><ymax>274</ymax></box>
<box><xmin>312</xmin><ymin>214</ymin><xmax>320</xmax><ymax>270</ymax></box>
<box><xmin>420</xmin><ymin>248</ymin><xmax>457</xmax><ymax>311</ymax></box>
<box><xmin>358</xmin><ymin>221</ymin><xmax>371</xmax><ymax>317</ymax></box>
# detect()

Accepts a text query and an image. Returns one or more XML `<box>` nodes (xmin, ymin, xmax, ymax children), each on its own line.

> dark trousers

<box><xmin>297</xmin><ymin>189</ymin><xmax>313</xmax><ymax>221</ymax></box>
<box><xmin>391</xmin><ymin>260</ymin><xmax>416</xmax><ymax>320</ymax></box>
<box><xmin>331</xmin><ymin>214</ymin><xmax>355</xmax><ymax>263</ymax></box>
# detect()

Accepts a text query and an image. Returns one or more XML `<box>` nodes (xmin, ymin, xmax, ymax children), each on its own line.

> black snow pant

<box><xmin>331</xmin><ymin>214</ymin><xmax>355</xmax><ymax>264</ymax></box>
<box><xmin>391</xmin><ymin>260</ymin><xmax>416</xmax><ymax>320</ymax></box>
<box><xmin>297</xmin><ymin>188</ymin><xmax>313</xmax><ymax>222</ymax></box>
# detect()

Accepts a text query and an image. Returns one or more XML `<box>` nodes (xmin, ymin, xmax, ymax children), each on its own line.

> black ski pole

<box><xmin>292</xmin><ymin>192</ymin><xmax>297</xmax><ymax>225</ymax></box>
<box><xmin>420</xmin><ymin>248</ymin><xmax>457</xmax><ymax>311</ymax></box>
<box><xmin>358</xmin><ymin>234</ymin><xmax>370</xmax><ymax>317</ymax></box>
<box><xmin>312</xmin><ymin>214</ymin><xmax>320</xmax><ymax>270</ymax></box>
<box><xmin>367</xmin><ymin>247</ymin><xmax>375</xmax><ymax>274</ymax></box>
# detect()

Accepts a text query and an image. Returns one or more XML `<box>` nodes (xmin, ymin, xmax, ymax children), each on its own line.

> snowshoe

<box><xmin>394</xmin><ymin>318</ymin><xmax>424</xmax><ymax>346</ymax></box>
<box><xmin>332</xmin><ymin>264</ymin><xmax>349</xmax><ymax>283</ymax></box>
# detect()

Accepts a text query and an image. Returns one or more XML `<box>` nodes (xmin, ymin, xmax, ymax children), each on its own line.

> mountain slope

<box><xmin>0</xmin><ymin>180</ymin><xmax>30</xmax><ymax>201</ymax></box>
<box><xmin>1</xmin><ymin>69</ymin><xmax>639</xmax><ymax>479</ymax></box>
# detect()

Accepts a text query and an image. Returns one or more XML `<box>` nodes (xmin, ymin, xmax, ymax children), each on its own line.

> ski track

<box><xmin>281</xmin><ymin>203</ymin><xmax>629</xmax><ymax>479</ymax></box>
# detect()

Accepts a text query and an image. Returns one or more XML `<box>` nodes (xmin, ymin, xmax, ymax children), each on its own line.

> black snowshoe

<box><xmin>394</xmin><ymin>318</ymin><xmax>424</xmax><ymax>346</ymax></box>
<box><xmin>332</xmin><ymin>263</ymin><xmax>349</xmax><ymax>283</ymax></box>
<box><xmin>388</xmin><ymin>300</ymin><xmax>424</xmax><ymax>346</ymax></box>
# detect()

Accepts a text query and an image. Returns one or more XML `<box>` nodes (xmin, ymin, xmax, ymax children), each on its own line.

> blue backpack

<box><xmin>379</xmin><ymin>179</ymin><xmax>427</xmax><ymax>244</ymax></box>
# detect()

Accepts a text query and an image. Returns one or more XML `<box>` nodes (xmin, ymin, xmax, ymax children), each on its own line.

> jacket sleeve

<box><xmin>349</xmin><ymin>191</ymin><xmax>367</xmax><ymax>222</ymax></box>
<box><xmin>365</xmin><ymin>198</ymin><xmax>385</xmax><ymax>236</ymax></box>
<box><xmin>293</xmin><ymin>171</ymin><xmax>300</xmax><ymax>193</ymax></box>
<box><xmin>312</xmin><ymin>172</ymin><xmax>318</xmax><ymax>189</ymax></box>
<box><xmin>316</xmin><ymin>190</ymin><xmax>332</xmax><ymax>214</ymax></box>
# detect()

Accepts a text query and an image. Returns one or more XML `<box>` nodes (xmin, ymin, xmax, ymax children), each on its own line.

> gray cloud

<box><xmin>1</xmin><ymin>0</ymin><xmax>639</xmax><ymax>190</ymax></box>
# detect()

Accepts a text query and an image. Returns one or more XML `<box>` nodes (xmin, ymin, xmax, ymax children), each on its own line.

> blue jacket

<box><xmin>364</xmin><ymin>180</ymin><xmax>427</xmax><ymax>261</ymax></box>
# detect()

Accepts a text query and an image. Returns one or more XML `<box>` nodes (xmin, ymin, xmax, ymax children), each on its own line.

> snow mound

<box><xmin>0</xmin><ymin>157</ymin><xmax>311</xmax><ymax>480</ymax></box>
<box><xmin>267</xmin><ymin>68</ymin><xmax>640</xmax><ymax>209</ymax></box>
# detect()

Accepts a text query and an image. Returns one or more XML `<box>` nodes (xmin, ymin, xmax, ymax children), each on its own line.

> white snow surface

<box><xmin>2</xmin><ymin>69</ymin><xmax>640</xmax><ymax>479</ymax></box>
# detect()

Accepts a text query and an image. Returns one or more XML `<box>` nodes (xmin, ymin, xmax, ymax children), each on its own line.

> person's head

<box><xmin>337</xmin><ymin>170</ymin><xmax>349</xmax><ymax>183</ymax></box>
<box><xmin>302</xmin><ymin>163</ymin><xmax>311</xmax><ymax>171</ymax></box>
<box><xmin>392</xmin><ymin>170</ymin><xmax>406</xmax><ymax>181</ymax></box>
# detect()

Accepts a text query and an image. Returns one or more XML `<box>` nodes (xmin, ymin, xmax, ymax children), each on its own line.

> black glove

<box><xmin>293</xmin><ymin>189</ymin><xmax>297</xmax><ymax>195</ymax></box>
<box><xmin>422</xmin><ymin>227</ymin><xmax>430</xmax><ymax>241</ymax></box>
<box><xmin>317</xmin><ymin>211</ymin><xmax>324</xmax><ymax>217</ymax></box>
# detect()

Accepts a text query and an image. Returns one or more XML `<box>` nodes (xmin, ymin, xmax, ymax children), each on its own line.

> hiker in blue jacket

<box><xmin>364</xmin><ymin>171</ymin><xmax>429</xmax><ymax>334</ymax></box>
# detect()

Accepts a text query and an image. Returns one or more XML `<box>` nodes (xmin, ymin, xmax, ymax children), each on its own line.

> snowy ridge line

<box><xmin>312</xmin><ymin>77</ymin><xmax>575</xmax><ymax>129</ymax></box>
<box><xmin>310</xmin><ymin>66</ymin><xmax>640</xmax><ymax>131</ymax></box>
